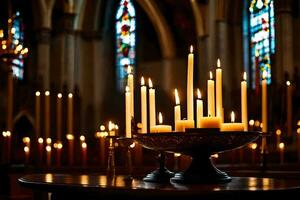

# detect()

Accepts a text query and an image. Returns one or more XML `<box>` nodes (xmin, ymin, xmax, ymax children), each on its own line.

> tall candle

<box><xmin>57</xmin><ymin>93</ymin><xmax>62</xmax><ymax>141</ymax></box>
<box><xmin>262</xmin><ymin>71</ymin><xmax>267</xmax><ymax>133</ymax></box>
<box><xmin>279</xmin><ymin>142</ymin><xmax>284</xmax><ymax>164</ymax></box>
<box><xmin>174</xmin><ymin>89</ymin><xmax>181</xmax><ymax>124</ymax></box>
<box><xmin>125</xmin><ymin>86</ymin><xmax>131</xmax><ymax>138</ymax></box>
<box><xmin>216</xmin><ymin>59</ymin><xmax>223</xmax><ymax>121</ymax></box>
<box><xmin>66</xmin><ymin>134</ymin><xmax>74</xmax><ymax>165</ymax></box>
<box><xmin>196</xmin><ymin>89</ymin><xmax>203</xmax><ymax>128</ymax></box>
<box><xmin>127</xmin><ymin>66</ymin><xmax>134</xmax><ymax>117</ymax></box>
<box><xmin>187</xmin><ymin>46</ymin><xmax>194</xmax><ymax>121</ymax></box>
<box><xmin>141</xmin><ymin>77</ymin><xmax>147</xmax><ymax>133</ymax></box>
<box><xmin>24</xmin><ymin>146</ymin><xmax>30</xmax><ymax>164</ymax></box>
<box><xmin>286</xmin><ymin>81</ymin><xmax>292</xmax><ymax>136</ymax></box>
<box><xmin>149</xmin><ymin>78</ymin><xmax>156</xmax><ymax>130</ymax></box>
<box><xmin>275</xmin><ymin>129</ymin><xmax>281</xmax><ymax>148</ymax></box>
<box><xmin>45</xmin><ymin>91</ymin><xmax>50</xmax><ymax>139</ymax></box>
<box><xmin>37</xmin><ymin>138</ymin><xmax>43</xmax><ymax>165</ymax></box>
<box><xmin>35</xmin><ymin>91</ymin><xmax>41</xmax><ymax>138</ymax></box>
<box><xmin>82</xmin><ymin>142</ymin><xmax>87</xmax><ymax>166</ymax></box>
<box><xmin>68</xmin><ymin>93</ymin><xmax>73</xmax><ymax>135</ymax></box>
<box><xmin>241</xmin><ymin>72</ymin><xmax>248</xmax><ymax>131</ymax></box>
<box><xmin>207</xmin><ymin>72</ymin><xmax>215</xmax><ymax>116</ymax></box>
<box><xmin>46</xmin><ymin>145</ymin><xmax>51</xmax><ymax>167</ymax></box>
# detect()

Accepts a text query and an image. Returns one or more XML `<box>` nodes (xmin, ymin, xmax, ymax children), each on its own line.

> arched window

<box><xmin>245</xmin><ymin>0</ymin><xmax>275</xmax><ymax>88</ymax></box>
<box><xmin>115</xmin><ymin>0</ymin><xmax>136</xmax><ymax>90</ymax></box>
<box><xmin>11</xmin><ymin>11</ymin><xmax>26</xmax><ymax>79</ymax></box>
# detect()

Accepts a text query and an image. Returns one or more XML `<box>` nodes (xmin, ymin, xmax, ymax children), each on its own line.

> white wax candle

<box><xmin>45</xmin><ymin>91</ymin><xmax>50</xmax><ymax>138</ymax></box>
<box><xmin>216</xmin><ymin>59</ymin><xmax>223</xmax><ymax>121</ymax></box>
<box><xmin>68</xmin><ymin>93</ymin><xmax>73</xmax><ymax>134</ymax></box>
<box><xmin>175</xmin><ymin>120</ymin><xmax>194</xmax><ymax>132</ymax></box>
<box><xmin>174</xmin><ymin>89</ymin><xmax>181</xmax><ymax>123</ymax></box>
<box><xmin>187</xmin><ymin>46</ymin><xmax>194</xmax><ymax>121</ymax></box>
<box><xmin>262</xmin><ymin>72</ymin><xmax>267</xmax><ymax>133</ymax></box>
<box><xmin>150</xmin><ymin>112</ymin><xmax>172</xmax><ymax>133</ymax></box>
<box><xmin>199</xmin><ymin>116</ymin><xmax>221</xmax><ymax>128</ymax></box>
<box><xmin>35</xmin><ymin>91</ymin><xmax>41</xmax><ymax>138</ymax></box>
<box><xmin>57</xmin><ymin>93</ymin><xmax>62</xmax><ymax>141</ymax></box>
<box><xmin>127</xmin><ymin>66</ymin><xmax>134</xmax><ymax>117</ymax></box>
<box><xmin>220</xmin><ymin>111</ymin><xmax>244</xmax><ymax>132</ymax></box>
<box><xmin>149</xmin><ymin>78</ymin><xmax>156</xmax><ymax>130</ymax></box>
<box><xmin>141</xmin><ymin>77</ymin><xmax>147</xmax><ymax>133</ymax></box>
<box><xmin>196</xmin><ymin>89</ymin><xmax>203</xmax><ymax>128</ymax></box>
<box><xmin>241</xmin><ymin>72</ymin><xmax>248</xmax><ymax>131</ymax></box>
<box><xmin>125</xmin><ymin>86</ymin><xmax>131</xmax><ymax>138</ymax></box>
<box><xmin>207</xmin><ymin>72</ymin><xmax>215</xmax><ymax>116</ymax></box>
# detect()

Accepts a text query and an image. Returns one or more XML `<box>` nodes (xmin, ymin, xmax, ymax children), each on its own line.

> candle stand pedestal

<box><xmin>107</xmin><ymin>136</ymin><xmax>117</xmax><ymax>177</ymax></box>
<box><xmin>134</xmin><ymin>129</ymin><xmax>260</xmax><ymax>184</ymax></box>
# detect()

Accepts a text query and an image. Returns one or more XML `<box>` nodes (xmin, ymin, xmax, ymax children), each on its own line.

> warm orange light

<box><xmin>297</xmin><ymin>120</ymin><xmax>300</xmax><ymax>126</ymax></box>
<box><xmin>249</xmin><ymin>119</ymin><xmax>255</xmax><ymax>126</ymax></box>
<box><xmin>190</xmin><ymin>45</ymin><xmax>193</xmax><ymax>53</ymax></box>
<box><xmin>276</xmin><ymin>129</ymin><xmax>281</xmax><ymax>136</ymax></box>
<box><xmin>297</xmin><ymin>128</ymin><xmax>300</xmax><ymax>134</ymax></box>
<box><xmin>108</xmin><ymin>121</ymin><xmax>114</xmax><ymax>131</ymax></box>
<box><xmin>66</xmin><ymin>134</ymin><xmax>74</xmax><ymax>140</ymax></box>
<box><xmin>230</xmin><ymin>111</ymin><xmax>235</xmax><ymax>123</ymax></box>
<box><xmin>57</xmin><ymin>143</ymin><xmax>63</xmax><ymax>149</ymax></box>
<box><xmin>53</xmin><ymin>143</ymin><xmax>58</xmax><ymax>149</ymax></box>
<box><xmin>211</xmin><ymin>154</ymin><xmax>219</xmax><ymax>158</ymax></box>
<box><xmin>22</xmin><ymin>137</ymin><xmax>30</xmax><ymax>144</ymax></box>
<box><xmin>279</xmin><ymin>142</ymin><xmax>285</xmax><ymax>150</ymax></box>
<box><xmin>158</xmin><ymin>112</ymin><xmax>163</xmax><ymax>124</ymax></box>
<box><xmin>127</xmin><ymin>66</ymin><xmax>132</xmax><ymax>74</ymax></box>
<box><xmin>46</xmin><ymin>145</ymin><xmax>51</xmax><ymax>152</ymax></box>
<box><xmin>35</xmin><ymin>91</ymin><xmax>40</xmax><ymax>96</ymax></box>
<box><xmin>254</xmin><ymin>120</ymin><xmax>260</xmax><ymax>127</ymax></box>
<box><xmin>38</xmin><ymin>138</ymin><xmax>44</xmax><ymax>144</ymax></box>
<box><xmin>57</xmin><ymin>93</ymin><xmax>62</xmax><ymax>98</ymax></box>
<box><xmin>209</xmin><ymin>71</ymin><xmax>213</xmax><ymax>80</ymax></box>
<box><xmin>197</xmin><ymin>89</ymin><xmax>201</xmax><ymax>99</ymax></box>
<box><xmin>68</xmin><ymin>93</ymin><xmax>73</xmax><ymax>98</ymax></box>
<box><xmin>174</xmin><ymin>153</ymin><xmax>181</xmax><ymax>157</ymax></box>
<box><xmin>250</xmin><ymin>143</ymin><xmax>257</xmax><ymax>150</ymax></box>
<box><xmin>46</xmin><ymin>138</ymin><xmax>52</xmax><ymax>144</ymax></box>
<box><xmin>141</xmin><ymin>77</ymin><xmax>145</xmax><ymax>86</ymax></box>
<box><xmin>130</xmin><ymin>142</ymin><xmax>135</xmax><ymax>148</ymax></box>
<box><xmin>125</xmin><ymin>86</ymin><xmax>130</xmax><ymax>93</ymax></box>
<box><xmin>148</xmin><ymin>78</ymin><xmax>153</xmax><ymax>88</ymax></box>
<box><xmin>80</xmin><ymin>135</ymin><xmax>85</xmax><ymax>142</ymax></box>
<box><xmin>82</xmin><ymin>142</ymin><xmax>87</xmax><ymax>149</ymax></box>
<box><xmin>24</xmin><ymin>146</ymin><xmax>29</xmax><ymax>153</ymax></box>
<box><xmin>100</xmin><ymin>125</ymin><xmax>105</xmax><ymax>131</ymax></box>
<box><xmin>262</xmin><ymin>71</ymin><xmax>267</xmax><ymax>80</ymax></box>
<box><xmin>174</xmin><ymin>89</ymin><xmax>180</xmax><ymax>105</ymax></box>
<box><xmin>6</xmin><ymin>131</ymin><xmax>11</xmax><ymax>137</ymax></box>
<box><xmin>286</xmin><ymin>81</ymin><xmax>291</xmax><ymax>86</ymax></box>
<box><xmin>217</xmin><ymin>58</ymin><xmax>221</xmax><ymax>68</ymax></box>
<box><xmin>45</xmin><ymin>91</ymin><xmax>50</xmax><ymax>96</ymax></box>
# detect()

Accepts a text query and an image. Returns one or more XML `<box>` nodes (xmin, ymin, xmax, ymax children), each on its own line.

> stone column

<box><xmin>36</xmin><ymin>28</ymin><xmax>51</xmax><ymax>89</ymax></box>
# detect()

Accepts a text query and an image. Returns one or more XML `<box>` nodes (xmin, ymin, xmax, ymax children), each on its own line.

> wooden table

<box><xmin>18</xmin><ymin>174</ymin><xmax>300</xmax><ymax>200</ymax></box>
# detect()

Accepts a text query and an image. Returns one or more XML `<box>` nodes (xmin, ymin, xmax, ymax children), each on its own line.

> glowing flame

<box><xmin>100</xmin><ymin>125</ymin><xmax>105</xmax><ymax>131</ymax></box>
<box><xmin>174</xmin><ymin>89</ymin><xmax>180</xmax><ymax>105</ymax></box>
<box><xmin>80</xmin><ymin>135</ymin><xmax>85</xmax><ymax>141</ymax></box>
<box><xmin>141</xmin><ymin>77</ymin><xmax>145</xmax><ymax>86</ymax></box>
<box><xmin>231</xmin><ymin>111</ymin><xmax>235</xmax><ymax>123</ymax></box>
<box><xmin>45</xmin><ymin>91</ymin><xmax>50</xmax><ymax>96</ymax></box>
<box><xmin>197</xmin><ymin>89</ymin><xmax>201</xmax><ymax>99</ymax></box>
<box><xmin>38</xmin><ymin>138</ymin><xmax>44</xmax><ymax>144</ymax></box>
<box><xmin>209</xmin><ymin>71</ymin><xmax>213</xmax><ymax>80</ymax></box>
<box><xmin>57</xmin><ymin>93</ymin><xmax>62</xmax><ymax>98</ymax></box>
<box><xmin>82</xmin><ymin>142</ymin><xmax>87</xmax><ymax>149</ymax></box>
<box><xmin>127</xmin><ymin>66</ymin><xmax>132</xmax><ymax>74</ymax></box>
<box><xmin>35</xmin><ymin>91</ymin><xmax>40</xmax><ymax>96</ymax></box>
<box><xmin>24</xmin><ymin>146</ymin><xmax>29</xmax><ymax>152</ymax></box>
<box><xmin>148</xmin><ymin>78</ymin><xmax>153</xmax><ymax>88</ymax></box>
<box><xmin>286</xmin><ymin>81</ymin><xmax>291</xmax><ymax>86</ymax></box>
<box><xmin>46</xmin><ymin>138</ymin><xmax>52</xmax><ymax>144</ymax></box>
<box><xmin>57</xmin><ymin>143</ymin><xmax>63</xmax><ymax>149</ymax></box>
<box><xmin>217</xmin><ymin>58</ymin><xmax>221</xmax><ymax>68</ymax></box>
<box><xmin>251</xmin><ymin>143</ymin><xmax>257</xmax><ymax>150</ymax></box>
<box><xmin>46</xmin><ymin>145</ymin><xmax>51</xmax><ymax>152</ymax></box>
<box><xmin>279</xmin><ymin>142</ymin><xmax>285</xmax><ymax>149</ymax></box>
<box><xmin>243</xmin><ymin>72</ymin><xmax>247</xmax><ymax>81</ymax></box>
<box><xmin>262</xmin><ymin>71</ymin><xmax>267</xmax><ymax>80</ymax></box>
<box><xmin>68</xmin><ymin>93</ymin><xmax>73</xmax><ymax>98</ymax></box>
<box><xmin>276</xmin><ymin>129</ymin><xmax>281</xmax><ymax>136</ymax></box>
<box><xmin>125</xmin><ymin>86</ymin><xmax>130</xmax><ymax>93</ymax></box>
<box><xmin>190</xmin><ymin>45</ymin><xmax>193</xmax><ymax>53</ymax></box>
<box><xmin>158</xmin><ymin>112</ymin><xmax>163</xmax><ymax>124</ymax></box>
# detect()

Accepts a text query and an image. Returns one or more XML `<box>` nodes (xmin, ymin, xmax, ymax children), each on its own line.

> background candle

<box><xmin>56</xmin><ymin>142</ymin><xmax>62</xmax><ymax>167</ymax></box>
<box><xmin>141</xmin><ymin>77</ymin><xmax>147</xmax><ymax>133</ymax></box>
<box><xmin>68</xmin><ymin>93</ymin><xmax>73</xmax><ymax>135</ymax></box>
<box><xmin>279</xmin><ymin>142</ymin><xmax>285</xmax><ymax>164</ymax></box>
<box><xmin>35</xmin><ymin>91</ymin><xmax>41</xmax><ymax>139</ymax></box>
<box><xmin>207</xmin><ymin>71</ymin><xmax>215</xmax><ymax>116</ymax></box>
<box><xmin>24</xmin><ymin>146</ymin><xmax>30</xmax><ymax>164</ymax></box>
<box><xmin>241</xmin><ymin>72</ymin><xmax>248</xmax><ymax>131</ymax></box>
<box><xmin>45</xmin><ymin>91</ymin><xmax>50</xmax><ymax>139</ymax></box>
<box><xmin>57</xmin><ymin>93</ymin><xmax>62</xmax><ymax>141</ymax></box>
<box><xmin>187</xmin><ymin>45</ymin><xmax>194</xmax><ymax>121</ymax></box>
<box><xmin>196</xmin><ymin>89</ymin><xmax>203</xmax><ymax>128</ymax></box>
<box><xmin>127</xmin><ymin>66</ymin><xmax>134</xmax><ymax>117</ymax></box>
<box><xmin>275</xmin><ymin>129</ymin><xmax>281</xmax><ymax>148</ymax></box>
<box><xmin>216</xmin><ymin>59</ymin><xmax>223</xmax><ymax>121</ymax></box>
<box><xmin>46</xmin><ymin>145</ymin><xmax>51</xmax><ymax>167</ymax></box>
<box><xmin>286</xmin><ymin>81</ymin><xmax>292</xmax><ymax>136</ymax></box>
<box><xmin>174</xmin><ymin>89</ymin><xmax>181</xmax><ymax>126</ymax></box>
<box><xmin>125</xmin><ymin>86</ymin><xmax>131</xmax><ymax>138</ymax></box>
<box><xmin>66</xmin><ymin>134</ymin><xmax>74</xmax><ymax>165</ymax></box>
<box><xmin>149</xmin><ymin>79</ymin><xmax>156</xmax><ymax>130</ymax></box>
<box><xmin>82</xmin><ymin>142</ymin><xmax>87</xmax><ymax>166</ymax></box>
<box><xmin>262</xmin><ymin>71</ymin><xmax>267</xmax><ymax>133</ymax></box>
<box><xmin>37</xmin><ymin>138</ymin><xmax>43</xmax><ymax>165</ymax></box>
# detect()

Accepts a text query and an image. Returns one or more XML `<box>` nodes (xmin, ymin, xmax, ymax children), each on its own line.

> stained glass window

<box><xmin>249</xmin><ymin>0</ymin><xmax>275</xmax><ymax>87</ymax></box>
<box><xmin>115</xmin><ymin>0</ymin><xmax>136</xmax><ymax>90</ymax></box>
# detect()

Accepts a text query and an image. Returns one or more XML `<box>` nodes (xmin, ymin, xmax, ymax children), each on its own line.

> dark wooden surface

<box><xmin>18</xmin><ymin>174</ymin><xmax>300</xmax><ymax>200</ymax></box>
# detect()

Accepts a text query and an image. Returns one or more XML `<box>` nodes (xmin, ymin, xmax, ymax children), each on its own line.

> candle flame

<box><xmin>286</xmin><ymin>81</ymin><xmax>291</xmax><ymax>86</ymax></box>
<box><xmin>130</xmin><ymin>142</ymin><xmax>136</xmax><ymax>148</ymax></box>
<box><xmin>57</xmin><ymin>143</ymin><xmax>63</xmax><ymax>149</ymax></box>
<box><xmin>217</xmin><ymin>58</ymin><xmax>221</xmax><ymax>68</ymax></box>
<box><xmin>158</xmin><ymin>112</ymin><xmax>163</xmax><ymax>124</ymax></box>
<box><xmin>262</xmin><ymin>71</ymin><xmax>267</xmax><ymax>79</ymax></box>
<box><xmin>82</xmin><ymin>142</ymin><xmax>87</xmax><ymax>149</ymax></box>
<box><xmin>230</xmin><ymin>111</ymin><xmax>235</xmax><ymax>123</ymax></box>
<box><xmin>148</xmin><ymin>78</ymin><xmax>153</xmax><ymax>88</ymax></box>
<box><xmin>35</xmin><ymin>91</ymin><xmax>40</xmax><ymax>96</ymax></box>
<box><xmin>22</xmin><ymin>137</ymin><xmax>30</xmax><ymax>143</ymax></box>
<box><xmin>6</xmin><ymin>131</ymin><xmax>11</xmax><ymax>137</ymax></box>
<box><xmin>125</xmin><ymin>86</ymin><xmax>130</xmax><ymax>92</ymax></box>
<box><xmin>197</xmin><ymin>89</ymin><xmax>201</xmax><ymax>99</ymax></box>
<box><xmin>80</xmin><ymin>135</ymin><xmax>85</xmax><ymax>141</ymax></box>
<box><xmin>24</xmin><ymin>146</ymin><xmax>29</xmax><ymax>153</ymax></box>
<box><xmin>66</xmin><ymin>134</ymin><xmax>74</xmax><ymax>140</ymax></box>
<box><xmin>46</xmin><ymin>145</ymin><xmax>51</xmax><ymax>152</ymax></box>
<box><xmin>141</xmin><ymin>77</ymin><xmax>145</xmax><ymax>86</ymax></box>
<box><xmin>190</xmin><ymin>45</ymin><xmax>193</xmax><ymax>53</ymax></box>
<box><xmin>243</xmin><ymin>72</ymin><xmax>247</xmax><ymax>81</ymax></box>
<box><xmin>249</xmin><ymin>119</ymin><xmax>254</xmax><ymax>126</ymax></box>
<box><xmin>279</xmin><ymin>142</ymin><xmax>285</xmax><ymax>149</ymax></box>
<box><xmin>276</xmin><ymin>129</ymin><xmax>281</xmax><ymax>136</ymax></box>
<box><xmin>57</xmin><ymin>93</ymin><xmax>62</xmax><ymax>98</ymax></box>
<box><xmin>250</xmin><ymin>143</ymin><xmax>257</xmax><ymax>150</ymax></box>
<box><xmin>174</xmin><ymin>89</ymin><xmax>180</xmax><ymax>105</ymax></box>
<box><xmin>209</xmin><ymin>71</ymin><xmax>213</xmax><ymax>80</ymax></box>
<box><xmin>38</xmin><ymin>138</ymin><xmax>44</xmax><ymax>144</ymax></box>
<box><xmin>127</xmin><ymin>66</ymin><xmax>132</xmax><ymax>74</ymax></box>
<box><xmin>100</xmin><ymin>125</ymin><xmax>105</xmax><ymax>131</ymax></box>
<box><xmin>45</xmin><ymin>91</ymin><xmax>50</xmax><ymax>96</ymax></box>
<box><xmin>108</xmin><ymin>121</ymin><xmax>114</xmax><ymax>131</ymax></box>
<box><xmin>68</xmin><ymin>93</ymin><xmax>73</xmax><ymax>98</ymax></box>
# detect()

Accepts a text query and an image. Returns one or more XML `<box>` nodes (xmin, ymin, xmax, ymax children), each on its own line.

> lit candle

<box><xmin>250</xmin><ymin>143</ymin><xmax>257</xmax><ymax>163</ymax></box>
<box><xmin>207</xmin><ymin>71</ymin><xmax>215</xmax><ymax>117</ymax></box>
<box><xmin>125</xmin><ymin>86</ymin><xmax>131</xmax><ymax>138</ymax></box>
<box><xmin>150</xmin><ymin>112</ymin><xmax>172</xmax><ymax>133</ymax></box>
<box><xmin>108</xmin><ymin>121</ymin><xmax>115</xmax><ymax>136</ymax></box>
<box><xmin>127</xmin><ymin>66</ymin><xmax>134</xmax><ymax>118</ymax></box>
<box><xmin>24</xmin><ymin>146</ymin><xmax>30</xmax><ymax>164</ymax></box>
<box><xmin>199</xmin><ymin>116</ymin><xmax>221</xmax><ymax>129</ymax></box>
<box><xmin>46</xmin><ymin>145</ymin><xmax>51</xmax><ymax>167</ymax></box>
<box><xmin>66</xmin><ymin>134</ymin><xmax>74</xmax><ymax>165</ymax></box>
<box><xmin>56</xmin><ymin>142</ymin><xmax>62</xmax><ymax>167</ymax></box>
<box><xmin>141</xmin><ymin>77</ymin><xmax>147</xmax><ymax>133</ymax></box>
<box><xmin>220</xmin><ymin>111</ymin><xmax>244</xmax><ymax>132</ymax></box>
<box><xmin>275</xmin><ymin>129</ymin><xmax>281</xmax><ymax>148</ymax></box>
<box><xmin>37</xmin><ymin>137</ymin><xmax>43</xmax><ymax>165</ymax></box>
<box><xmin>175</xmin><ymin>120</ymin><xmax>195</xmax><ymax>132</ymax></box>
<box><xmin>249</xmin><ymin>119</ymin><xmax>254</xmax><ymax>131</ymax></box>
<box><xmin>98</xmin><ymin>125</ymin><xmax>107</xmax><ymax>166</ymax></box>
<box><xmin>82</xmin><ymin>142</ymin><xmax>87</xmax><ymax>166</ymax></box>
<box><xmin>286</xmin><ymin>81</ymin><xmax>292</xmax><ymax>136</ymax></box>
<box><xmin>174</xmin><ymin>89</ymin><xmax>181</xmax><ymax>129</ymax></box>
<box><xmin>45</xmin><ymin>91</ymin><xmax>50</xmax><ymax>139</ymax></box>
<box><xmin>241</xmin><ymin>72</ymin><xmax>248</xmax><ymax>131</ymax></box>
<box><xmin>35</xmin><ymin>91</ymin><xmax>41</xmax><ymax>138</ymax></box>
<box><xmin>261</xmin><ymin>71</ymin><xmax>267</xmax><ymax>153</ymax></box>
<box><xmin>6</xmin><ymin>131</ymin><xmax>11</xmax><ymax>163</ymax></box>
<box><xmin>57</xmin><ymin>93</ymin><xmax>62</xmax><ymax>141</ymax></box>
<box><xmin>279</xmin><ymin>142</ymin><xmax>285</xmax><ymax>164</ymax></box>
<box><xmin>196</xmin><ymin>89</ymin><xmax>203</xmax><ymax>128</ymax></box>
<box><xmin>68</xmin><ymin>93</ymin><xmax>73</xmax><ymax>135</ymax></box>
<box><xmin>187</xmin><ymin>45</ymin><xmax>194</xmax><ymax>121</ymax></box>
<box><xmin>216</xmin><ymin>59</ymin><xmax>223</xmax><ymax>122</ymax></box>
<box><xmin>149</xmin><ymin>78</ymin><xmax>156</xmax><ymax>130</ymax></box>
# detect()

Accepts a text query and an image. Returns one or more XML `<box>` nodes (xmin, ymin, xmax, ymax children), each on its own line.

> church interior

<box><xmin>1</xmin><ymin>0</ymin><xmax>300</xmax><ymax>199</ymax></box>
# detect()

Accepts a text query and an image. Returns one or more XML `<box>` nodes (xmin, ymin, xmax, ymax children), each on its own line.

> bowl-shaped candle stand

<box><xmin>133</xmin><ymin>129</ymin><xmax>260</xmax><ymax>184</ymax></box>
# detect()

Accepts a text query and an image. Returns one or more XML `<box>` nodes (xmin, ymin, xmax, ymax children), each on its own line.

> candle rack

<box><xmin>133</xmin><ymin>129</ymin><xmax>260</xmax><ymax>184</ymax></box>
